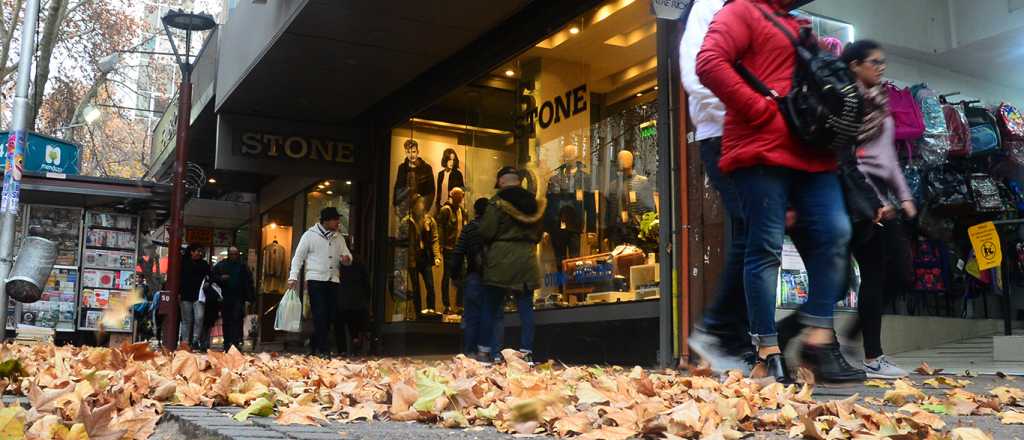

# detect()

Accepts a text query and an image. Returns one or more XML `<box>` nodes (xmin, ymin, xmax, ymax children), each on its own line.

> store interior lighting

<box><xmin>505</xmin><ymin>68</ymin><xmax>515</xmax><ymax>77</ymax></box>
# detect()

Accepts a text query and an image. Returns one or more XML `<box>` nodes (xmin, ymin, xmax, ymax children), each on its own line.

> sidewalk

<box><xmin>153</xmin><ymin>374</ymin><xmax>1023</xmax><ymax>440</ymax></box>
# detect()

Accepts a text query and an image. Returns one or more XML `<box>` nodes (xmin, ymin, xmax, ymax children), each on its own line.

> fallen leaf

<box><xmin>864</xmin><ymin>379</ymin><xmax>891</xmax><ymax>388</ymax></box>
<box><xmin>341</xmin><ymin>403</ymin><xmax>375</xmax><ymax>424</ymax></box>
<box><xmin>1001</xmin><ymin>411</ymin><xmax>1024</xmax><ymax>425</ymax></box>
<box><xmin>234</xmin><ymin>397</ymin><xmax>274</xmax><ymax>422</ymax></box>
<box><xmin>914</xmin><ymin>362</ymin><xmax>942</xmax><ymax>376</ymax></box>
<box><xmin>118</xmin><ymin>342</ymin><xmax>158</xmax><ymax>363</ymax></box>
<box><xmin>951</xmin><ymin>427</ymin><xmax>992</xmax><ymax>440</ymax></box>
<box><xmin>575</xmin><ymin>382</ymin><xmax>609</xmax><ymax>405</ymax></box>
<box><xmin>923</xmin><ymin>376</ymin><xmax>971</xmax><ymax>388</ymax></box>
<box><xmin>883</xmin><ymin>379</ymin><xmax>926</xmax><ymax>406</ymax></box>
<box><xmin>276</xmin><ymin>405</ymin><xmax>326</xmax><ymax>426</ymax></box>
<box><xmin>996</xmin><ymin>371</ymin><xmax>1017</xmax><ymax>381</ymax></box>
<box><xmin>0</xmin><ymin>406</ymin><xmax>26</xmax><ymax>440</ymax></box>
<box><xmin>112</xmin><ymin>405</ymin><xmax>160</xmax><ymax>440</ymax></box>
<box><xmin>412</xmin><ymin>369</ymin><xmax>451</xmax><ymax>413</ymax></box>
<box><xmin>577</xmin><ymin>424</ymin><xmax>635</xmax><ymax>440</ymax></box>
<box><xmin>909</xmin><ymin>410</ymin><xmax>946</xmax><ymax>430</ymax></box>
<box><xmin>553</xmin><ymin>412</ymin><xmax>592</xmax><ymax>435</ymax></box>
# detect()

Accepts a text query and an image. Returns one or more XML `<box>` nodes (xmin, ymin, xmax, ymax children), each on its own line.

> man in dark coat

<box><xmin>478</xmin><ymin>166</ymin><xmax>545</xmax><ymax>363</ymax></box>
<box><xmin>212</xmin><ymin>247</ymin><xmax>255</xmax><ymax>351</ymax></box>
<box><xmin>393</xmin><ymin>139</ymin><xmax>435</xmax><ymax>214</ymax></box>
<box><xmin>336</xmin><ymin>237</ymin><xmax>372</xmax><ymax>356</ymax></box>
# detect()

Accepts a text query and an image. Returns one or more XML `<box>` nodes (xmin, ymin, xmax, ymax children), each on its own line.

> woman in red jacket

<box><xmin>696</xmin><ymin>0</ymin><xmax>865</xmax><ymax>383</ymax></box>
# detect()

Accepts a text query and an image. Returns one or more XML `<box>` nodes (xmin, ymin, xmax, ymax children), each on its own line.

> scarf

<box><xmin>858</xmin><ymin>83</ymin><xmax>889</xmax><ymax>144</ymax></box>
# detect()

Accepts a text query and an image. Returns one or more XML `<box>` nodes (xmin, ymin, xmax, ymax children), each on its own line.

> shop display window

<box><xmin>385</xmin><ymin>0</ymin><xmax>662</xmax><ymax>321</ymax></box>
<box><xmin>305</xmin><ymin>180</ymin><xmax>354</xmax><ymax>235</ymax></box>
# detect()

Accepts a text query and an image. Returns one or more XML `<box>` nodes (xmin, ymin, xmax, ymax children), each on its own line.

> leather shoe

<box><xmin>801</xmin><ymin>342</ymin><xmax>866</xmax><ymax>383</ymax></box>
<box><xmin>756</xmin><ymin>353</ymin><xmax>794</xmax><ymax>384</ymax></box>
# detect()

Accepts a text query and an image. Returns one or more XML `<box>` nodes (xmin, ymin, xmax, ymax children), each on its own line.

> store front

<box><xmin>377</xmin><ymin>0</ymin><xmax>676</xmax><ymax>365</ymax></box>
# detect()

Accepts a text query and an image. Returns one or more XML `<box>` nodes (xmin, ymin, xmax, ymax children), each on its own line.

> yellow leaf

<box><xmin>883</xmin><ymin>379</ymin><xmax>925</xmax><ymax>406</ymax></box>
<box><xmin>951</xmin><ymin>427</ymin><xmax>992</xmax><ymax>440</ymax></box>
<box><xmin>574</xmin><ymin>382</ymin><xmax>609</xmax><ymax>405</ymax></box>
<box><xmin>1001</xmin><ymin>411</ymin><xmax>1024</xmax><ymax>425</ymax></box>
<box><xmin>65</xmin><ymin>423</ymin><xmax>90</xmax><ymax>440</ymax></box>
<box><xmin>0</xmin><ymin>406</ymin><xmax>26</xmax><ymax>440</ymax></box>
<box><xmin>864</xmin><ymin>379</ymin><xmax>891</xmax><ymax>388</ymax></box>
<box><xmin>914</xmin><ymin>362</ymin><xmax>943</xmax><ymax>376</ymax></box>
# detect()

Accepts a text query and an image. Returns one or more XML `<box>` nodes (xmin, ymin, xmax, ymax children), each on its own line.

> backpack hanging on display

<box><xmin>997</xmin><ymin>102</ymin><xmax>1024</xmax><ymax>164</ymax></box>
<box><xmin>967</xmin><ymin>173</ymin><xmax>1007</xmax><ymax>213</ymax></box>
<box><xmin>943</xmin><ymin>104</ymin><xmax>973</xmax><ymax>157</ymax></box>
<box><xmin>886</xmin><ymin>83</ymin><xmax>926</xmax><ymax>143</ymax></box>
<box><xmin>911</xmin><ymin>239</ymin><xmax>949</xmax><ymax>293</ymax></box>
<box><xmin>910</xmin><ymin>84</ymin><xmax>951</xmax><ymax>166</ymax></box>
<box><xmin>964</xmin><ymin>105</ymin><xmax>1002</xmax><ymax>156</ymax></box>
<box><xmin>923</xmin><ymin>166</ymin><xmax>971</xmax><ymax>211</ymax></box>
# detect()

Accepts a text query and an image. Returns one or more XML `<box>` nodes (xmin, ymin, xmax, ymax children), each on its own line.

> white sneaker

<box><xmin>688</xmin><ymin>328</ymin><xmax>753</xmax><ymax>375</ymax></box>
<box><xmin>863</xmin><ymin>355</ymin><xmax>908</xmax><ymax>379</ymax></box>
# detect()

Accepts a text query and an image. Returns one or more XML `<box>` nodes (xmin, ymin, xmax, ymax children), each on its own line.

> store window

<box><xmin>305</xmin><ymin>179</ymin><xmax>354</xmax><ymax>238</ymax></box>
<box><xmin>386</xmin><ymin>0</ymin><xmax>661</xmax><ymax>322</ymax></box>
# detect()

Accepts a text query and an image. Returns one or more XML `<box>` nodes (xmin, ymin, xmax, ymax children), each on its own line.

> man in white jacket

<box><xmin>679</xmin><ymin>0</ymin><xmax>752</xmax><ymax>374</ymax></box>
<box><xmin>288</xmin><ymin>207</ymin><xmax>352</xmax><ymax>356</ymax></box>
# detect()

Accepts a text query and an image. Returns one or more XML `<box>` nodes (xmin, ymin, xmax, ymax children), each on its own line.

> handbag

<box><xmin>837</xmin><ymin>149</ymin><xmax>882</xmax><ymax>248</ymax></box>
<box><xmin>200</xmin><ymin>276</ymin><xmax>222</xmax><ymax>303</ymax></box>
<box><xmin>732</xmin><ymin>4</ymin><xmax>863</xmax><ymax>151</ymax></box>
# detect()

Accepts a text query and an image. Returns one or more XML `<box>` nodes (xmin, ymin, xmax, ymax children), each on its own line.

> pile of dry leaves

<box><xmin>0</xmin><ymin>343</ymin><xmax>1020</xmax><ymax>440</ymax></box>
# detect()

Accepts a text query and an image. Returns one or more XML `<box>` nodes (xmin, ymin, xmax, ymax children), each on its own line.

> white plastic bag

<box><xmin>274</xmin><ymin>289</ymin><xmax>302</xmax><ymax>333</ymax></box>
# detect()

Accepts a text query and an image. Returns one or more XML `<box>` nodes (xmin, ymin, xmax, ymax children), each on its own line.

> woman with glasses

<box><xmin>842</xmin><ymin>40</ymin><xmax>917</xmax><ymax>379</ymax></box>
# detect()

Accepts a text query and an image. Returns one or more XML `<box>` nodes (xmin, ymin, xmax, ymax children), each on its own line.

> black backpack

<box><xmin>733</xmin><ymin>4</ymin><xmax>863</xmax><ymax>151</ymax></box>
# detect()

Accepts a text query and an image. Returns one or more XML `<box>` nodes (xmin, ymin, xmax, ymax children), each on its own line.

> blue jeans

<box><xmin>462</xmin><ymin>273</ymin><xmax>483</xmax><ymax>354</ymax></box>
<box><xmin>699</xmin><ymin>138</ymin><xmax>749</xmax><ymax>344</ymax></box>
<box><xmin>480</xmin><ymin>284</ymin><xmax>532</xmax><ymax>353</ymax></box>
<box><xmin>732</xmin><ymin>166</ymin><xmax>852</xmax><ymax>348</ymax></box>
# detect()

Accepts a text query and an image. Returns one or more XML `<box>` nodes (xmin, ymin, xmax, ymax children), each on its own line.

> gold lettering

<box><xmin>240</xmin><ymin>132</ymin><xmax>262</xmax><ymax>155</ymax></box>
<box><xmin>265</xmin><ymin>135</ymin><xmax>284</xmax><ymax>157</ymax></box>
<box><xmin>334</xmin><ymin>142</ymin><xmax>355</xmax><ymax>163</ymax></box>
<box><xmin>310</xmin><ymin>139</ymin><xmax>333</xmax><ymax>160</ymax></box>
<box><xmin>284</xmin><ymin>137</ymin><xmax>308</xmax><ymax>159</ymax></box>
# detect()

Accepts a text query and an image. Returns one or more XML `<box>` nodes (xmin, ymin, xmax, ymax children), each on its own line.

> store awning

<box><xmin>18</xmin><ymin>173</ymin><xmax>171</xmax><ymax>226</ymax></box>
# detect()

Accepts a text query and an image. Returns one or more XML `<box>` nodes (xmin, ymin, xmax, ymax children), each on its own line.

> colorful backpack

<box><xmin>964</xmin><ymin>105</ymin><xmax>1002</xmax><ymax>155</ymax></box>
<box><xmin>943</xmin><ymin>104</ymin><xmax>972</xmax><ymax>157</ymax></box>
<box><xmin>911</xmin><ymin>239</ymin><xmax>948</xmax><ymax>293</ymax></box>
<box><xmin>997</xmin><ymin>103</ymin><xmax>1024</xmax><ymax>164</ymax></box>
<box><xmin>910</xmin><ymin>84</ymin><xmax>950</xmax><ymax>166</ymax></box>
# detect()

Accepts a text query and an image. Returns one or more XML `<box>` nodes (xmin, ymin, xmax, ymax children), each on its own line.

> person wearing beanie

<box><xmin>288</xmin><ymin>206</ymin><xmax>353</xmax><ymax>357</ymax></box>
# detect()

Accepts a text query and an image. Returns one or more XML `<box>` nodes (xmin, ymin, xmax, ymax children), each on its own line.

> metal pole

<box><xmin>655</xmin><ymin>18</ymin><xmax>675</xmax><ymax>368</ymax></box>
<box><xmin>162</xmin><ymin>66</ymin><xmax>192</xmax><ymax>350</ymax></box>
<box><xmin>0</xmin><ymin>0</ymin><xmax>42</xmax><ymax>341</ymax></box>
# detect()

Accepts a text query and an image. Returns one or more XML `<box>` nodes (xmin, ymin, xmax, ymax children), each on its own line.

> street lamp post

<box><xmin>160</xmin><ymin>9</ymin><xmax>216</xmax><ymax>351</ymax></box>
<box><xmin>0</xmin><ymin>0</ymin><xmax>41</xmax><ymax>341</ymax></box>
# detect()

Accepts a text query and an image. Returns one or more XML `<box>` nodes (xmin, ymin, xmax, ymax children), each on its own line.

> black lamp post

<box><xmin>161</xmin><ymin>9</ymin><xmax>216</xmax><ymax>351</ymax></box>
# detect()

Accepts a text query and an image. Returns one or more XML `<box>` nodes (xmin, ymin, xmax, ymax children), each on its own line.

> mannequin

<box><xmin>437</xmin><ymin>187</ymin><xmax>468</xmax><ymax>314</ymax></box>
<box><xmin>609</xmin><ymin>150</ymin><xmax>655</xmax><ymax>245</ymax></box>
<box><xmin>393</xmin><ymin>139</ymin><xmax>435</xmax><ymax>217</ymax></box>
<box><xmin>401</xmin><ymin>195</ymin><xmax>441</xmax><ymax>317</ymax></box>
<box><xmin>435</xmin><ymin>148</ymin><xmax>465</xmax><ymax>213</ymax></box>
<box><xmin>545</xmin><ymin>145</ymin><xmax>596</xmax><ymax>282</ymax></box>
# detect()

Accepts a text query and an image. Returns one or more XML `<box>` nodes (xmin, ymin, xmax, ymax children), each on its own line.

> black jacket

<box><xmin>447</xmin><ymin>218</ymin><xmax>485</xmax><ymax>278</ymax></box>
<box><xmin>180</xmin><ymin>257</ymin><xmax>210</xmax><ymax>302</ymax></box>
<box><xmin>211</xmin><ymin>259</ymin><xmax>255</xmax><ymax>304</ymax></box>
<box><xmin>435</xmin><ymin>169</ymin><xmax>465</xmax><ymax>212</ymax></box>
<box><xmin>393</xmin><ymin>158</ymin><xmax>435</xmax><ymax>209</ymax></box>
<box><xmin>338</xmin><ymin>261</ymin><xmax>371</xmax><ymax>311</ymax></box>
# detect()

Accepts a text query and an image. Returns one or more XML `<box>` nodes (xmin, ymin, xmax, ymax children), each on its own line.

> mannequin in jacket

<box><xmin>607</xmin><ymin>150</ymin><xmax>654</xmax><ymax>245</ymax></box>
<box><xmin>393</xmin><ymin>139</ymin><xmax>435</xmax><ymax>217</ymax></box>
<box><xmin>437</xmin><ymin>187</ymin><xmax>468</xmax><ymax>314</ymax></box>
<box><xmin>402</xmin><ymin>195</ymin><xmax>441</xmax><ymax>317</ymax></box>
<box><xmin>544</xmin><ymin>145</ymin><xmax>594</xmax><ymax>275</ymax></box>
<box><xmin>435</xmin><ymin>148</ymin><xmax>465</xmax><ymax>213</ymax></box>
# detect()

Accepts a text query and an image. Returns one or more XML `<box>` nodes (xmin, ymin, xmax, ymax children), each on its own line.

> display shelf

<box><xmin>78</xmin><ymin>212</ymin><xmax>138</xmax><ymax>332</ymax></box>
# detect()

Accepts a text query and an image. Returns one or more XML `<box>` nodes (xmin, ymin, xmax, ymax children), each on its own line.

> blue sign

<box><xmin>0</xmin><ymin>132</ymin><xmax>80</xmax><ymax>175</ymax></box>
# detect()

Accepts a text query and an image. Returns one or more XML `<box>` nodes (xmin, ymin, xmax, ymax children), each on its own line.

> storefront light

<box><xmin>326</xmin><ymin>190</ymin><xmax>333</xmax><ymax>195</ymax></box>
<box><xmin>207</xmin><ymin>177</ymin><xmax>216</xmax><ymax>183</ymax></box>
<box><xmin>323</xmin><ymin>181</ymin><xmax>331</xmax><ymax>186</ymax></box>
<box><xmin>345</xmin><ymin>181</ymin><xmax>352</xmax><ymax>185</ymax></box>
<box><xmin>636</xmin><ymin>92</ymin><xmax>643</xmax><ymax>97</ymax></box>
<box><xmin>505</xmin><ymin>69</ymin><xmax>515</xmax><ymax>77</ymax></box>
<box><xmin>569</xmin><ymin>26</ymin><xmax>580</xmax><ymax>34</ymax></box>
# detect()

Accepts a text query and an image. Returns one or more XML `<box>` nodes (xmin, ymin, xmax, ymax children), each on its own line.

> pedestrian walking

<box><xmin>179</xmin><ymin>244</ymin><xmax>210</xmax><ymax>348</ymax></box>
<box><xmin>336</xmin><ymin>237</ymin><xmax>371</xmax><ymax>356</ymax></box>
<box><xmin>478</xmin><ymin>166</ymin><xmax>544</xmax><ymax>363</ymax></box>
<box><xmin>447</xmin><ymin>197</ymin><xmax>502</xmax><ymax>360</ymax></box>
<box><xmin>697</xmin><ymin>0</ymin><xmax>865</xmax><ymax>383</ymax></box>
<box><xmin>679</xmin><ymin>0</ymin><xmax>754</xmax><ymax>374</ymax></box>
<box><xmin>289</xmin><ymin>207</ymin><xmax>353</xmax><ymax>357</ymax></box>
<box><xmin>843</xmin><ymin>40</ymin><xmax>916</xmax><ymax>379</ymax></box>
<box><xmin>213</xmin><ymin>247</ymin><xmax>256</xmax><ymax>351</ymax></box>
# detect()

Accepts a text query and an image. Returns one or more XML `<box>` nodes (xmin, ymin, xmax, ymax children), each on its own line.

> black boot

<box><xmin>757</xmin><ymin>353</ymin><xmax>794</xmax><ymax>384</ymax></box>
<box><xmin>801</xmin><ymin>342</ymin><xmax>866</xmax><ymax>383</ymax></box>
<box><xmin>776</xmin><ymin>313</ymin><xmax>803</xmax><ymax>353</ymax></box>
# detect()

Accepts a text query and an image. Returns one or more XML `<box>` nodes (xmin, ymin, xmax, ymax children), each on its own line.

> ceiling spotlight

<box><xmin>569</xmin><ymin>26</ymin><xmax>580</xmax><ymax>34</ymax></box>
<box><xmin>323</xmin><ymin>181</ymin><xmax>331</xmax><ymax>186</ymax></box>
<box><xmin>326</xmin><ymin>190</ymin><xmax>334</xmax><ymax>195</ymax></box>
<box><xmin>504</xmin><ymin>69</ymin><xmax>515</xmax><ymax>77</ymax></box>
<box><xmin>654</xmin><ymin>85</ymin><xmax>659</xmax><ymax>90</ymax></box>
<box><xmin>345</xmin><ymin>181</ymin><xmax>352</xmax><ymax>185</ymax></box>
<box><xmin>207</xmin><ymin>178</ymin><xmax>216</xmax><ymax>183</ymax></box>
<box><xmin>636</xmin><ymin>92</ymin><xmax>643</xmax><ymax>97</ymax></box>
